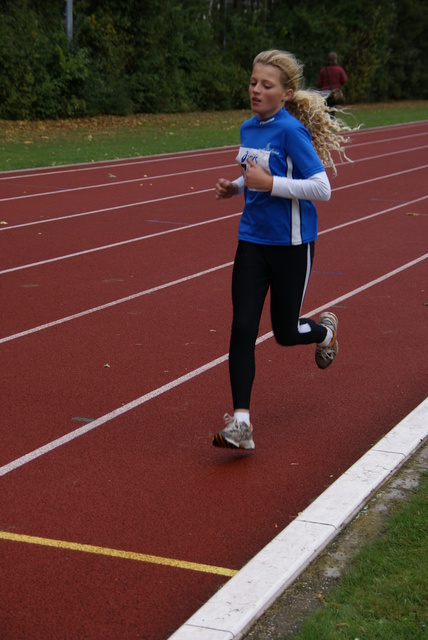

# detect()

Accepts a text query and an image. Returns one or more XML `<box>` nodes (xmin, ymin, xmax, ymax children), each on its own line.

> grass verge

<box><xmin>0</xmin><ymin>101</ymin><xmax>427</xmax><ymax>171</ymax></box>
<box><xmin>290</xmin><ymin>468</ymin><xmax>428</xmax><ymax>640</ymax></box>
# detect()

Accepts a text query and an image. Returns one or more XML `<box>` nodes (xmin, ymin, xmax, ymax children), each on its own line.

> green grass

<box><xmin>290</xmin><ymin>470</ymin><xmax>428</xmax><ymax>640</ymax></box>
<box><xmin>0</xmin><ymin>111</ymin><xmax>250</xmax><ymax>171</ymax></box>
<box><xmin>339</xmin><ymin>100</ymin><xmax>428</xmax><ymax>130</ymax></box>
<box><xmin>0</xmin><ymin>101</ymin><xmax>427</xmax><ymax>171</ymax></box>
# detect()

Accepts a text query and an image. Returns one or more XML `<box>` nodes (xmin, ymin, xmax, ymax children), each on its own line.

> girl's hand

<box><xmin>245</xmin><ymin>158</ymin><xmax>273</xmax><ymax>192</ymax></box>
<box><xmin>215</xmin><ymin>178</ymin><xmax>238</xmax><ymax>199</ymax></box>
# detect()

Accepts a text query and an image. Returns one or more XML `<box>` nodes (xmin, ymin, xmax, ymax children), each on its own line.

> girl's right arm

<box><xmin>215</xmin><ymin>176</ymin><xmax>244</xmax><ymax>199</ymax></box>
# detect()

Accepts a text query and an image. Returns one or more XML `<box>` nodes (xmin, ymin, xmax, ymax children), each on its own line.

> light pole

<box><xmin>65</xmin><ymin>0</ymin><xmax>73</xmax><ymax>41</ymax></box>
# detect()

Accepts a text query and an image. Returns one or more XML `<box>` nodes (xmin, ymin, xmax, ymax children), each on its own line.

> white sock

<box><xmin>234</xmin><ymin>410</ymin><xmax>251</xmax><ymax>426</ymax></box>
<box><xmin>319</xmin><ymin>327</ymin><xmax>333</xmax><ymax>347</ymax></box>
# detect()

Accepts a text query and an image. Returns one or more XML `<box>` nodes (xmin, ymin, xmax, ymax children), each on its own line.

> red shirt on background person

<box><xmin>317</xmin><ymin>52</ymin><xmax>347</xmax><ymax>91</ymax></box>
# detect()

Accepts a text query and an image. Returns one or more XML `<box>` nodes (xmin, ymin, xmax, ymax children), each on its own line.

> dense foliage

<box><xmin>1</xmin><ymin>0</ymin><xmax>427</xmax><ymax>120</ymax></box>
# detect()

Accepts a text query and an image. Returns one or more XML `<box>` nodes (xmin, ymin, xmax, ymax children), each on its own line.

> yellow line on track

<box><xmin>0</xmin><ymin>531</ymin><xmax>237</xmax><ymax>577</ymax></box>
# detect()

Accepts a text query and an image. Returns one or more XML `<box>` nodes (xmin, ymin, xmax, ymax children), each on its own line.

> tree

<box><xmin>0</xmin><ymin>0</ymin><xmax>426</xmax><ymax>120</ymax></box>
<box><xmin>386</xmin><ymin>0</ymin><xmax>428</xmax><ymax>99</ymax></box>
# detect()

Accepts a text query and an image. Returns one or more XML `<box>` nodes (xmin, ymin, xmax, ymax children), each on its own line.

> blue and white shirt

<box><xmin>236</xmin><ymin>107</ymin><xmax>326</xmax><ymax>246</ymax></box>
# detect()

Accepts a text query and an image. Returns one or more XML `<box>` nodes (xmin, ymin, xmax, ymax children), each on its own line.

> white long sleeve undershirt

<box><xmin>232</xmin><ymin>171</ymin><xmax>331</xmax><ymax>202</ymax></box>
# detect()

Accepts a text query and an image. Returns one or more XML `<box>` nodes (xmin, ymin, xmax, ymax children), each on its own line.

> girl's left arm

<box><xmin>271</xmin><ymin>171</ymin><xmax>331</xmax><ymax>201</ymax></box>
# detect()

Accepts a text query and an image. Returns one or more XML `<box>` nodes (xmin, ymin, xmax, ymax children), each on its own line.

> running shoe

<box><xmin>213</xmin><ymin>413</ymin><xmax>255</xmax><ymax>449</ymax></box>
<box><xmin>315</xmin><ymin>312</ymin><xmax>338</xmax><ymax>369</ymax></box>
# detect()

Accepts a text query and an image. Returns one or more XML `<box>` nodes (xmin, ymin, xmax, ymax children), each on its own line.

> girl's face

<box><xmin>249</xmin><ymin>63</ymin><xmax>291</xmax><ymax>120</ymax></box>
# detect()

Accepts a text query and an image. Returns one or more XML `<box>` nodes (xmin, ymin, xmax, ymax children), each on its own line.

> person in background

<box><xmin>317</xmin><ymin>52</ymin><xmax>348</xmax><ymax>104</ymax></box>
<box><xmin>213</xmin><ymin>49</ymin><xmax>351</xmax><ymax>451</ymax></box>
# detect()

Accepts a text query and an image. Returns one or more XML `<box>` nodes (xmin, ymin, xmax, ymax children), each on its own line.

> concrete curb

<box><xmin>169</xmin><ymin>397</ymin><xmax>428</xmax><ymax>640</ymax></box>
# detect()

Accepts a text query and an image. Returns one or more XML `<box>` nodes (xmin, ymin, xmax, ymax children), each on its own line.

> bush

<box><xmin>1</xmin><ymin>0</ymin><xmax>427</xmax><ymax>120</ymax></box>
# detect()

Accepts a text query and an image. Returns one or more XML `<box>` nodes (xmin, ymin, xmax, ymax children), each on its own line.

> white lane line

<box><xmin>0</xmin><ymin>353</ymin><xmax>228</xmax><ymax>478</ymax></box>
<box><xmin>0</xmin><ymin>187</ymin><xmax>216</xmax><ymax>231</ymax></box>
<box><xmin>1</xmin><ymin>144</ymin><xmax>426</xmax><ymax>206</ymax></box>
<box><xmin>348</xmin><ymin>120</ymin><xmax>428</xmax><ymax>137</ymax></box>
<box><xmin>0</xmin><ymin>252</ymin><xmax>426</xmax><ymax>478</ymax></box>
<box><xmin>1</xmin><ymin>195</ymin><xmax>427</xmax><ymax>342</ymax></box>
<box><xmin>0</xmin><ymin>147</ymin><xmax>237</xmax><ymax>180</ymax></box>
<box><xmin>0</xmin><ymin>211</ymin><xmax>239</xmax><ymax>275</ymax></box>
<box><xmin>0</xmin><ymin>164</ymin><xmax>236</xmax><ymax>203</ymax></box>
<box><xmin>0</xmin><ymin>262</ymin><xmax>234</xmax><ymax>344</ymax></box>
<box><xmin>1</xmin><ymin>156</ymin><xmax>426</xmax><ymax>233</ymax></box>
<box><xmin>348</xmin><ymin>131</ymin><xmax>428</xmax><ymax>149</ymax></box>
<box><xmin>332</xmin><ymin>163</ymin><xmax>428</xmax><ymax>191</ymax></box>
<box><xmin>2</xmin><ymin>193</ymin><xmax>426</xmax><ymax>276</ymax></box>
<box><xmin>318</xmin><ymin>194</ymin><xmax>427</xmax><ymax>234</ymax></box>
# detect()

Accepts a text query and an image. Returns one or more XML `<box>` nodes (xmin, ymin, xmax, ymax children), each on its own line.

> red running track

<box><xmin>1</xmin><ymin>121</ymin><xmax>427</xmax><ymax>639</ymax></box>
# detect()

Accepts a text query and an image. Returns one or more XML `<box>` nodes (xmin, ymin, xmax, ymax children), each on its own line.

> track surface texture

<box><xmin>1</xmin><ymin>121</ymin><xmax>427</xmax><ymax>639</ymax></box>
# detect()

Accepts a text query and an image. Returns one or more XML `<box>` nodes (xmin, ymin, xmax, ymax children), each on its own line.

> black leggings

<box><xmin>229</xmin><ymin>240</ymin><xmax>328</xmax><ymax>409</ymax></box>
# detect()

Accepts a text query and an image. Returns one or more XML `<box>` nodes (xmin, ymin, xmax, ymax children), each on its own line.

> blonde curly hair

<box><xmin>253</xmin><ymin>49</ymin><xmax>352</xmax><ymax>175</ymax></box>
